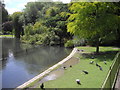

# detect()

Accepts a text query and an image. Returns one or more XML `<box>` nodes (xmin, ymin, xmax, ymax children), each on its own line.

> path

<box><xmin>115</xmin><ymin>69</ymin><xmax>120</xmax><ymax>89</ymax></box>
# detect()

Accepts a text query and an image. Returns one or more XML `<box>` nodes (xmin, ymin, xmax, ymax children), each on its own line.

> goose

<box><xmin>96</xmin><ymin>63</ymin><xmax>100</xmax><ymax>67</ymax></box>
<box><xmin>99</xmin><ymin>66</ymin><xmax>103</xmax><ymax>71</ymax></box>
<box><xmin>89</xmin><ymin>61</ymin><xmax>94</xmax><ymax>64</ymax></box>
<box><xmin>103</xmin><ymin>61</ymin><xmax>107</xmax><ymax>65</ymax></box>
<box><xmin>91</xmin><ymin>56</ymin><xmax>94</xmax><ymax>59</ymax></box>
<box><xmin>63</xmin><ymin>66</ymin><xmax>67</xmax><ymax>70</ymax></box>
<box><xmin>76</xmin><ymin>79</ymin><xmax>81</xmax><ymax>85</ymax></box>
<box><xmin>40</xmin><ymin>83</ymin><xmax>44</xmax><ymax>89</ymax></box>
<box><xmin>82</xmin><ymin>70</ymin><xmax>88</xmax><ymax>74</ymax></box>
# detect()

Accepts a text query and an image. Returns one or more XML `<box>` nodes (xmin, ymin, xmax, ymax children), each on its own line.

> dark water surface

<box><xmin>1</xmin><ymin>38</ymin><xmax>72</xmax><ymax>88</ymax></box>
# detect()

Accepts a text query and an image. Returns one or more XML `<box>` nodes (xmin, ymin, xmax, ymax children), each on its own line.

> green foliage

<box><xmin>67</xmin><ymin>2</ymin><xmax>120</xmax><ymax>52</ymax></box>
<box><xmin>59</xmin><ymin>12</ymin><xmax>70</xmax><ymax>20</ymax></box>
<box><xmin>2</xmin><ymin>21</ymin><xmax>13</xmax><ymax>34</ymax></box>
<box><xmin>0</xmin><ymin>1</ymin><xmax>8</xmax><ymax>23</ymax></box>
<box><xmin>21</xmin><ymin>2</ymin><xmax>72</xmax><ymax>45</ymax></box>
<box><xmin>11</xmin><ymin>12</ymin><xmax>23</xmax><ymax>39</ymax></box>
<box><xmin>64</xmin><ymin>40</ymin><xmax>74</xmax><ymax>48</ymax></box>
<box><xmin>24</xmin><ymin>24</ymin><xmax>34</xmax><ymax>35</ymax></box>
<box><xmin>45</xmin><ymin>7</ymin><xmax>57</xmax><ymax>17</ymax></box>
<box><xmin>23</xmin><ymin>2</ymin><xmax>39</xmax><ymax>24</ymax></box>
<box><xmin>33</xmin><ymin>21</ymin><xmax>47</xmax><ymax>34</ymax></box>
<box><xmin>73</xmin><ymin>37</ymin><xmax>86</xmax><ymax>46</ymax></box>
<box><xmin>68</xmin><ymin>2</ymin><xmax>118</xmax><ymax>38</ymax></box>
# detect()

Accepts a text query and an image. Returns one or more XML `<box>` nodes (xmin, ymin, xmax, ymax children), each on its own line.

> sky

<box><xmin>4</xmin><ymin>0</ymin><xmax>71</xmax><ymax>14</ymax></box>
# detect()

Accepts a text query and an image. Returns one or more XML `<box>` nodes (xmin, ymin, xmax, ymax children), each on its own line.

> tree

<box><xmin>0</xmin><ymin>1</ymin><xmax>9</xmax><ymax>33</ymax></box>
<box><xmin>11</xmin><ymin>12</ymin><xmax>23</xmax><ymax>39</ymax></box>
<box><xmin>23</xmin><ymin>2</ymin><xmax>39</xmax><ymax>24</ymax></box>
<box><xmin>0</xmin><ymin>1</ymin><xmax>8</xmax><ymax>23</ymax></box>
<box><xmin>2</xmin><ymin>21</ymin><xmax>13</xmax><ymax>34</ymax></box>
<box><xmin>67</xmin><ymin>2</ymin><xmax>120</xmax><ymax>53</ymax></box>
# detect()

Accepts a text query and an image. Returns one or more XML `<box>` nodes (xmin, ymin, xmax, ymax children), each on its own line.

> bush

<box><xmin>35</xmin><ymin>41</ymin><xmax>42</xmax><ymax>45</ymax></box>
<box><xmin>50</xmin><ymin>41</ymin><xmax>56</xmax><ymax>46</ymax></box>
<box><xmin>24</xmin><ymin>24</ymin><xmax>34</xmax><ymax>35</ymax></box>
<box><xmin>33</xmin><ymin>21</ymin><xmax>47</xmax><ymax>34</ymax></box>
<box><xmin>64</xmin><ymin>40</ymin><xmax>74</xmax><ymax>48</ymax></box>
<box><xmin>73</xmin><ymin>38</ymin><xmax>86</xmax><ymax>46</ymax></box>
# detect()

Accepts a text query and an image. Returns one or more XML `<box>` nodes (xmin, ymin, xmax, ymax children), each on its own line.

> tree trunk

<box><xmin>116</xmin><ymin>29</ymin><xmax>120</xmax><ymax>46</ymax></box>
<box><xmin>96</xmin><ymin>39</ymin><xmax>99</xmax><ymax>54</ymax></box>
<box><xmin>15</xmin><ymin>29</ymin><xmax>20</xmax><ymax>39</ymax></box>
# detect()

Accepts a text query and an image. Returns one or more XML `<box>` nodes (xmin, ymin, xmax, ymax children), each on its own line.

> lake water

<box><xmin>0</xmin><ymin>38</ymin><xmax>71</xmax><ymax>88</ymax></box>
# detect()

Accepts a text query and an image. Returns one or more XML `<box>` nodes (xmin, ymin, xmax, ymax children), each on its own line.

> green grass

<box><xmin>37</xmin><ymin>46</ymin><xmax>119</xmax><ymax>88</ymax></box>
<box><xmin>0</xmin><ymin>35</ymin><xmax>14</xmax><ymax>37</ymax></box>
<box><xmin>77</xmin><ymin>46</ymin><xmax>119</xmax><ymax>53</ymax></box>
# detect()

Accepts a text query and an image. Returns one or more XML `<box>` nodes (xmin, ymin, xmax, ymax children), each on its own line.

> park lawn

<box><xmin>38</xmin><ymin>46</ymin><xmax>119</xmax><ymax>88</ymax></box>
<box><xmin>0</xmin><ymin>35</ymin><xmax>14</xmax><ymax>37</ymax></box>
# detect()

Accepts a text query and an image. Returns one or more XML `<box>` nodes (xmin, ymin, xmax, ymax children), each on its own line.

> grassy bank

<box><xmin>36</xmin><ymin>46</ymin><xmax>119</xmax><ymax>88</ymax></box>
<box><xmin>0</xmin><ymin>35</ymin><xmax>14</xmax><ymax>38</ymax></box>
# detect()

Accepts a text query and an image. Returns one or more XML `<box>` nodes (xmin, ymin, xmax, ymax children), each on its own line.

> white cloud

<box><xmin>4</xmin><ymin>0</ymin><xmax>71</xmax><ymax>14</ymax></box>
<box><xmin>16</xmin><ymin>2</ymin><xmax>26</xmax><ymax>9</ymax></box>
<box><xmin>61</xmin><ymin>0</ymin><xmax>71</xmax><ymax>3</ymax></box>
<box><xmin>6</xmin><ymin>7</ymin><xmax>21</xmax><ymax>14</ymax></box>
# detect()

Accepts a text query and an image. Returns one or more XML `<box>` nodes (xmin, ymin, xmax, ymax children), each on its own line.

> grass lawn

<box><xmin>37</xmin><ymin>46</ymin><xmax>119</xmax><ymax>88</ymax></box>
<box><xmin>0</xmin><ymin>35</ymin><xmax>14</xmax><ymax>37</ymax></box>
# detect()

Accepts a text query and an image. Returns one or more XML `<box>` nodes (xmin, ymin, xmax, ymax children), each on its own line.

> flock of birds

<box><xmin>39</xmin><ymin>54</ymin><xmax>107</xmax><ymax>89</ymax></box>
<box><xmin>75</xmin><ymin>56</ymin><xmax>107</xmax><ymax>86</ymax></box>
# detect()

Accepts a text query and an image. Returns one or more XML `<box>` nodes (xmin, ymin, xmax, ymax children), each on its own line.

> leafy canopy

<box><xmin>67</xmin><ymin>2</ymin><xmax>120</xmax><ymax>39</ymax></box>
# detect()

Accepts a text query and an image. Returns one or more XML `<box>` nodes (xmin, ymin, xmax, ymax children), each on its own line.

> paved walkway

<box><xmin>115</xmin><ymin>69</ymin><xmax>120</xmax><ymax>89</ymax></box>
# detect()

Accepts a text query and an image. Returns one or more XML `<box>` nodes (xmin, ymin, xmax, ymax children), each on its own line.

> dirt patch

<box><xmin>62</xmin><ymin>57</ymin><xmax>79</xmax><ymax>68</ymax></box>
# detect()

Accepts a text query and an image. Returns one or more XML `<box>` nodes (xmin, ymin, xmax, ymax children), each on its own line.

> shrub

<box><xmin>64</xmin><ymin>40</ymin><xmax>74</xmax><ymax>48</ymax></box>
<box><xmin>24</xmin><ymin>24</ymin><xmax>34</xmax><ymax>35</ymax></box>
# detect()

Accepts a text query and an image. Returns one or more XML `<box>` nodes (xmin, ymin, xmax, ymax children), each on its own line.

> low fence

<box><xmin>101</xmin><ymin>51</ymin><xmax>120</xmax><ymax>89</ymax></box>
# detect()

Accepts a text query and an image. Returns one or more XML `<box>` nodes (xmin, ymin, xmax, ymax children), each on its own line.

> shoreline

<box><xmin>0</xmin><ymin>36</ymin><xmax>14</xmax><ymax>38</ymax></box>
<box><xmin>16</xmin><ymin>48</ymin><xmax>78</xmax><ymax>88</ymax></box>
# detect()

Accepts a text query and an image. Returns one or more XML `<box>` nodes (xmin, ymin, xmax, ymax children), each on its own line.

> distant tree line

<box><xmin>1</xmin><ymin>1</ymin><xmax>120</xmax><ymax>53</ymax></box>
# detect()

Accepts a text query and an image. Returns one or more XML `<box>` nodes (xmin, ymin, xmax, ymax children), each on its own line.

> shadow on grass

<box><xmin>81</xmin><ymin>51</ymin><xmax>119</xmax><ymax>62</ymax></box>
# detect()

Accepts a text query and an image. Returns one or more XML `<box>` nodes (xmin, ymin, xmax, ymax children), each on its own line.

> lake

<box><xmin>0</xmin><ymin>38</ymin><xmax>72</xmax><ymax>88</ymax></box>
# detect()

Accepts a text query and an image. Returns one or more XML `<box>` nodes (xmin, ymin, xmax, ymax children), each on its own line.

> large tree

<box><xmin>11</xmin><ymin>12</ymin><xmax>23</xmax><ymax>39</ymax></box>
<box><xmin>0</xmin><ymin>1</ymin><xmax>8</xmax><ymax>23</ymax></box>
<box><xmin>2</xmin><ymin>21</ymin><xmax>13</xmax><ymax>34</ymax></box>
<box><xmin>0</xmin><ymin>1</ymin><xmax>8</xmax><ymax>33</ymax></box>
<box><xmin>67</xmin><ymin>2</ymin><xmax>120</xmax><ymax>53</ymax></box>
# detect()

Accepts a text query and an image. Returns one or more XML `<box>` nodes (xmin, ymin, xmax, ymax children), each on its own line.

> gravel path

<box><xmin>115</xmin><ymin>69</ymin><xmax>120</xmax><ymax>89</ymax></box>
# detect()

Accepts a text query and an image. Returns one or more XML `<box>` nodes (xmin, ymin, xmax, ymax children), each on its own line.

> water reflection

<box><xmin>1</xmin><ymin>38</ymin><xmax>71</xmax><ymax>88</ymax></box>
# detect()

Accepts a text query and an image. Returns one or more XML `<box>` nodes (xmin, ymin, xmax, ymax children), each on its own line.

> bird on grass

<box><xmin>40</xmin><ymin>83</ymin><xmax>44</xmax><ymax>89</ymax></box>
<box><xmin>96</xmin><ymin>63</ymin><xmax>101</xmax><ymax>67</ymax></box>
<box><xmin>89</xmin><ymin>61</ymin><xmax>94</xmax><ymax>64</ymax></box>
<box><xmin>82</xmin><ymin>70</ymin><xmax>88</xmax><ymax>74</ymax></box>
<box><xmin>81</xmin><ymin>50</ymin><xmax>84</xmax><ymax>52</ymax></box>
<box><xmin>63</xmin><ymin>66</ymin><xmax>67</xmax><ymax>70</ymax></box>
<box><xmin>99</xmin><ymin>66</ymin><xmax>103</xmax><ymax>71</ymax></box>
<box><xmin>70</xmin><ymin>65</ymin><xmax>72</xmax><ymax>67</ymax></box>
<box><xmin>76</xmin><ymin>79</ymin><xmax>81</xmax><ymax>85</ymax></box>
<box><xmin>91</xmin><ymin>56</ymin><xmax>94</xmax><ymax>59</ymax></box>
<box><xmin>103</xmin><ymin>61</ymin><xmax>107</xmax><ymax>65</ymax></box>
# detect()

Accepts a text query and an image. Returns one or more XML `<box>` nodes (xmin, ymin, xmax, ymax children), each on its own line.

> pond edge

<box><xmin>16</xmin><ymin>48</ymin><xmax>78</xmax><ymax>88</ymax></box>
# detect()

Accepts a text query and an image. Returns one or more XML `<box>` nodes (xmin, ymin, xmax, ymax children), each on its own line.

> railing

<box><xmin>101</xmin><ymin>51</ymin><xmax>120</xmax><ymax>89</ymax></box>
